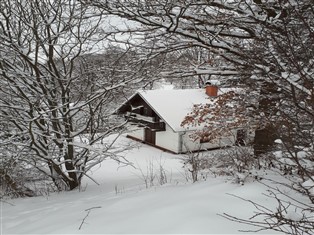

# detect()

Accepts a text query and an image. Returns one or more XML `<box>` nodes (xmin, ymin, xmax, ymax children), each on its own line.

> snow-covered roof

<box><xmin>135</xmin><ymin>88</ymin><xmax>236</xmax><ymax>132</ymax></box>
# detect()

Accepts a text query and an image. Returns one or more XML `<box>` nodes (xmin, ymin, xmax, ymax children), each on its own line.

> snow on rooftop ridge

<box><xmin>138</xmin><ymin>89</ymin><xmax>205</xmax><ymax>131</ymax></box>
<box><xmin>138</xmin><ymin>88</ymin><xmax>240</xmax><ymax>132</ymax></box>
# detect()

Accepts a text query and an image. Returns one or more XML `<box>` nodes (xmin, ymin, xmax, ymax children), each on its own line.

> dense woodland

<box><xmin>0</xmin><ymin>0</ymin><xmax>313</xmax><ymax>234</ymax></box>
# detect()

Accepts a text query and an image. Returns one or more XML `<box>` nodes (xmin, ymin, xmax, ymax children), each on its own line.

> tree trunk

<box><xmin>64</xmin><ymin>144</ymin><xmax>79</xmax><ymax>190</ymax></box>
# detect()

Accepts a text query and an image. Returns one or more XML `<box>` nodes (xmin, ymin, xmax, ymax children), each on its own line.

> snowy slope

<box><xmin>2</xmin><ymin>136</ymin><xmax>282</xmax><ymax>234</ymax></box>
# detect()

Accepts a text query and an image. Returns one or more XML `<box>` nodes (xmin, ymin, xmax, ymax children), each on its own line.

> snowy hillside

<box><xmin>2</xmin><ymin>135</ymin><xmax>284</xmax><ymax>234</ymax></box>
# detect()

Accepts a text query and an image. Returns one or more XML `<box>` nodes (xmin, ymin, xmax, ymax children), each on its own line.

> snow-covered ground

<box><xmin>2</xmin><ymin>136</ymin><xmax>282</xmax><ymax>234</ymax></box>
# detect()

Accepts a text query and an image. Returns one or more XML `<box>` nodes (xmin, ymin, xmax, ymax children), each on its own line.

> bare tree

<box><xmin>81</xmin><ymin>0</ymin><xmax>274</xmax><ymax>151</ymax></box>
<box><xmin>0</xmin><ymin>0</ymin><xmax>152</xmax><ymax>192</ymax></box>
<box><xmin>84</xmin><ymin>1</ymin><xmax>314</xmax><ymax>233</ymax></box>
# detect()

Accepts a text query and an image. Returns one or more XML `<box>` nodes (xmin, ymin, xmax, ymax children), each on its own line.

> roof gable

<box><xmin>138</xmin><ymin>89</ymin><xmax>213</xmax><ymax>132</ymax></box>
<box><xmin>118</xmin><ymin>88</ymin><xmax>243</xmax><ymax>132</ymax></box>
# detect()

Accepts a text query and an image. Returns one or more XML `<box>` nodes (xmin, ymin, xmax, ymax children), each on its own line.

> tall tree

<box><xmin>0</xmin><ymin>0</ymin><xmax>148</xmax><ymax>192</ymax></box>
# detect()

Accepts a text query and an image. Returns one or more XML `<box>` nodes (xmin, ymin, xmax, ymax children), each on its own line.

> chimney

<box><xmin>205</xmin><ymin>81</ymin><xmax>218</xmax><ymax>97</ymax></box>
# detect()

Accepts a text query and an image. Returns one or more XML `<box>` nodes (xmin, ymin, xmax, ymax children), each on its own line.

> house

<box><xmin>117</xmin><ymin>83</ymin><xmax>254</xmax><ymax>153</ymax></box>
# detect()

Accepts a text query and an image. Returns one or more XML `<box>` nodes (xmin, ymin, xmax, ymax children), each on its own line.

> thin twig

<box><xmin>78</xmin><ymin>206</ymin><xmax>102</xmax><ymax>230</ymax></box>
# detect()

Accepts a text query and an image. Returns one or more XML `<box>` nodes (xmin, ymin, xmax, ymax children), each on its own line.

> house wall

<box><xmin>181</xmin><ymin>130</ymin><xmax>237</xmax><ymax>152</ymax></box>
<box><xmin>155</xmin><ymin>124</ymin><xmax>179</xmax><ymax>153</ymax></box>
<box><xmin>128</xmin><ymin>126</ymin><xmax>244</xmax><ymax>153</ymax></box>
<box><xmin>127</xmin><ymin>126</ymin><xmax>253</xmax><ymax>154</ymax></box>
<box><xmin>126</xmin><ymin>124</ymin><xmax>180</xmax><ymax>153</ymax></box>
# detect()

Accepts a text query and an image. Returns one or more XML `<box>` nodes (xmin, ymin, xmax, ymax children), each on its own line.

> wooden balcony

<box><xmin>126</xmin><ymin>112</ymin><xmax>155</xmax><ymax>122</ymax></box>
<box><xmin>125</xmin><ymin>112</ymin><xmax>166</xmax><ymax>131</ymax></box>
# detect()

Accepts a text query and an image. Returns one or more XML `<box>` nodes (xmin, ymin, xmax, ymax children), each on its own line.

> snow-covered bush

<box><xmin>181</xmin><ymin>146</ymin><xmax>268</xmax><ymax>185</ymax></box>
<box><xmin>0</xmin><ymin>153</ymin><xmax>36</xmax><ymax>198</ymax></box>
<box><xmin>137</xmin><ymin>158</ymin><xmax>171</xmax><ymax>188</ymax></box>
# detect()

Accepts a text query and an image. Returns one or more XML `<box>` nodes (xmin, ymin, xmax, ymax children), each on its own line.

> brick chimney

<box><xmin>205</xmin><ymin>81</ymin><xmax>218</xmax><ymax>97</ymax></box>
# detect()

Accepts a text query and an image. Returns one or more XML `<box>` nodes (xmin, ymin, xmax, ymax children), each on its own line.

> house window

<box><xmin>139</xmin><ymin>107</ymin><xmax>144</xmax><ymax>115</ymax></box>
<box><xmin>236</xmin><ymin>129</ymin><xmax>246</xmax><ymax>146</ymax></box>
<box><xmin>159</xmin><ymin>122</ymin><xmax>165</xmax><ymax>130</ymax></box>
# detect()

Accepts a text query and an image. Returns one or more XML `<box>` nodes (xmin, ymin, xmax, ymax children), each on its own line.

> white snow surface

<box><xmin>138</xmin><ymin>88</ymin><xmax>237</xmax><ymax>132</ymax></box>
<box><xmin>302</xmin><ymin>177</ymin><xmax>314</xmax><ymax>196</ymax></box>
<box><xmin>2</xmin><ymin>136</ymin><xmax>284</xmax><ymax>234</ymax></box>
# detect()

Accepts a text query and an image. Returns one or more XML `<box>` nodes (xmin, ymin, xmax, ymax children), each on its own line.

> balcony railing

<box><xmin>125</xmin><ymin>112</ymin><xmax>165</xmax><ymax>131</ymax></box>
<box><xmin>126</xmin><ymin>112</ymin><xmax>155</xmax><ymax>123</ymax></box>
